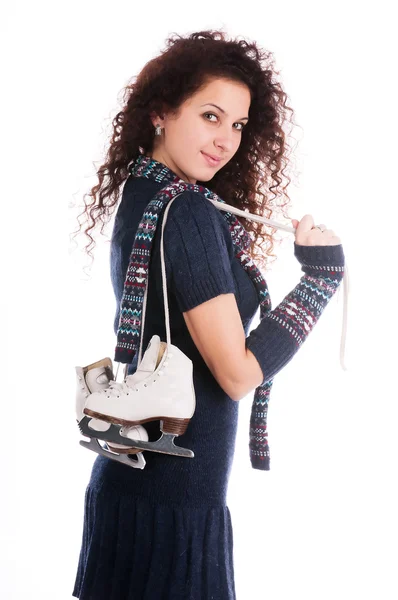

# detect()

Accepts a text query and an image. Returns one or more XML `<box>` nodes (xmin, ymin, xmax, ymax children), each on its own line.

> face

<box><xmin>149</xmin><ymin>78</ymin><xmax>251</xmax><ymax>184</ymax></box>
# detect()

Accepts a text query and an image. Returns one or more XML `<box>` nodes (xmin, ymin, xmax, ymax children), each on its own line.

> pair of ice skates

<box><xmin>75</xmin><ymin>193</ymin><xmax>199</xmax><ymax>469</ymax></box>
<box><xmin>75</xmin><ymin>334</ymin><xmax>196</xmax><ymax>469</ymax></box>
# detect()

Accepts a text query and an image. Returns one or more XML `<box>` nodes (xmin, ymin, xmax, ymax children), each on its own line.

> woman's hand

<box><xmin>291</xmin><ymin>214</ymin><xmax>342</xmax><ymax>247</ymax></box>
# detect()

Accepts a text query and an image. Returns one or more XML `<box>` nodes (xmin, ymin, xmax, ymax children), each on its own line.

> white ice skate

<box><xmin>83</xmin><ymin>334</ymin><xmax>196</xmax><ymax>458</ymax></box>
<box><xmin>75</xmin><ymin>357</ymin><xmax>148</xmax><ymax>469</ymax></box>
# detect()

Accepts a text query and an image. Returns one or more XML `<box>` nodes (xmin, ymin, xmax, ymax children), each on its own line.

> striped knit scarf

<box><xmin>114</xmin><ymin>153</ymin><xmax>275</xmax><ymax>471</ymax></box>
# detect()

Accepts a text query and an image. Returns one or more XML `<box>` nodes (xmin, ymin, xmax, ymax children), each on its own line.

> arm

<box><xmin>163</xmin><ymin>192</ymin><xmax>345</xmax><ymax>401</ymax></box>
<box><xmin>240</xmin><ymin>243</ymin><xmax>345</xmax><ymax>399</ymax></box>
<box><xmin>182</xmin><ymin>243</ymin><xmax>344</xmax><ymax>402</ymax></box>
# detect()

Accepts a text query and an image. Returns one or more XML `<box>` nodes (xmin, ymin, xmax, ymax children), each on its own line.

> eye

<box><xmin>203</xmin><ymin>112</ymin><xmax>246</xmax><ymax>131</ymax></box>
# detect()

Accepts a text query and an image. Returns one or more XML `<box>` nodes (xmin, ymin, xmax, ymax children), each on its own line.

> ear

<box><xmin>149</xmin><ymin>111</ymin><xmax>165</xmax><ymax>128</ymax></box>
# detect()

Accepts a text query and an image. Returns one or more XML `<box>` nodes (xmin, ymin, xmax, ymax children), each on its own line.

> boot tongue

<box><xmin>86</xmin><ymin>366</ymin><xmax>112</xmax><ymax>392</ymax></box>
<box><xmin>137</xmin><ymin>335</ymin><xmax>161</xmax><ymax>372</ymax></box>
<box><xmin>125</xmin><ymin>335</ymin><xmax>161</xmax><ymax>386</ymax></box>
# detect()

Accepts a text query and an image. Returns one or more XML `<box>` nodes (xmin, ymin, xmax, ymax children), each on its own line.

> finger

<box><xmin>329</xmin><ymin>236</ymin><xmax>342</xmax><ymax>245</ymax></box>
<box><xmin>322</xmin><ymin>229</ymin><xmax>337</xmax><ymax>239</ymax></box>
<box><xmin>315</xmin><ymin>223</ymin><xmax>327</xmax><ymax>231</ymax></box>
<box><xmin>296</xmin><ymin>214</ymin><xmax>314</xmax><ymax>235</ymax></box>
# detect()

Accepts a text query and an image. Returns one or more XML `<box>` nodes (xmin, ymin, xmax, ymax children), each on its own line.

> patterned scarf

<box><xmin>114</xmin><ymin>153</ymin><xmax>275</xmax><ymax>470</ymax></box>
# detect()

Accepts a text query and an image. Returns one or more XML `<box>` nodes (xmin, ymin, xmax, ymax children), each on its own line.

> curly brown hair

<box><xmin>71</xmin><ymin>29</ymin><xmax>300</xmax><ymax>272</ymax></box>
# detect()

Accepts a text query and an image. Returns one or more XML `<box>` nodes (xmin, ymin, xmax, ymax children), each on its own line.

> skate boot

<box><xmin>83</xmin><ymin>335</ymin><xmax>196</xmax><ymax>458</ymax></box>
<box><xmin>75</xmin><ymin>357</ymin><xmax>148</xmax><ymax>469</ymax></box>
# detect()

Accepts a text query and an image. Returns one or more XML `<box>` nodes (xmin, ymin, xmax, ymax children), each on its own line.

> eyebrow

<box><xmin>200</xmin><ymin>103</ymin><xmax>249</xmax><ymax>121</ymax></box>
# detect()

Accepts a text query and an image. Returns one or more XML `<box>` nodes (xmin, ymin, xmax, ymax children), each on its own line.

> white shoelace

<box><xmin>210</xmin><ymin>199</ymin><xmax>349</xmax><ymax>371</ymax></box>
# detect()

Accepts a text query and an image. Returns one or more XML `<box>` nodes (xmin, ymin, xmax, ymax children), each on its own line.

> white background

<box><xmin>2</xmin><ymin>1</ymin><xmax>397</xmax><ymax>598</ymax></box>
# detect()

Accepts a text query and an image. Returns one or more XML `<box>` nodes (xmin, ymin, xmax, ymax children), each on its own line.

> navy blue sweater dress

<box><xmin>72</xmin><ymin>175</ymin><xmax>260</xmax><ymax>599</ymax></box>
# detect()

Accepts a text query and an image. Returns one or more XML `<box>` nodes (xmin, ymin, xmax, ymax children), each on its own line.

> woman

<box><xmin>72</xmin><ymin>30</ymin><xmax>344</xmax><ymax>600</ymax></box>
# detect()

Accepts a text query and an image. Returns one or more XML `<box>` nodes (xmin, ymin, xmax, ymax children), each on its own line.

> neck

<box><xmin>149</xmin><ymin>149</ymin><xmax>196</xmax><ymax>184</ymax></box>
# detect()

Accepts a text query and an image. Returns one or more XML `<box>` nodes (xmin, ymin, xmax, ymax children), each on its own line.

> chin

<box><xmin>197</xmin><ymin>174</ymin><xmax>214</xmax><ymax>183</ymax></box>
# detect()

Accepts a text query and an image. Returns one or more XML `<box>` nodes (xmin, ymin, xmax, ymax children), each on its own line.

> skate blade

<box><xmin>106</xmin><ymin>444</ymin><xmax>142</xmax><ymax>455</ymax></box>
<box><xmin>78</xmin><ymin>416</ymin><xmax>139</xmax><ymax>449</ymax></box>
<box><xmin>79</xmin><ymin>436</ymin><xmax>146</xmax><ymax>469</ymax></box>
<box><xmin>118</xmin><ymin>430</ymin><xmax>195</xmax><ymax>458</ymax></box>
<box><xmin>77</xmin><ymin>417</ymin><xmax>142</xmax><ymax>453</ymax></box>
<box><xmin>78</xmin><ymin>416</ymin><xmax>194</xmax><ymax>458</ymax></box>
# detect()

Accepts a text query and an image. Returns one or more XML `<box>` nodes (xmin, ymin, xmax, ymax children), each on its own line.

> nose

<box><xmin>213</xmin><ymin>125</ymin><xmax>236</xmax><ymax>153</ymax></box>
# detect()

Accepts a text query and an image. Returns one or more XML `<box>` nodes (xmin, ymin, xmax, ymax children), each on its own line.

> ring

<box><xmin>314</xmin><ymin>225</ymin><xmax>326</xmax><ymax>233</ymax></box>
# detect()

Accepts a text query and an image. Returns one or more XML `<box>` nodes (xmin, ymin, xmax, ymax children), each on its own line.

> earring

<box><xmin>155</xmin><ymin>125</ymin><xmax>162</xmax><ymax>136</ymax></box>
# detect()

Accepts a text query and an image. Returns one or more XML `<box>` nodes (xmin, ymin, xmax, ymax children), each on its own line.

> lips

<box><xmin>203</xmin><ymin>152</ymin><xmax>221</xmax><ymax>161</ymax></box>
<box><xmin>201</xmin><ymin>151</ymin><xmax>222</xmax><ymax>164</ymax></box>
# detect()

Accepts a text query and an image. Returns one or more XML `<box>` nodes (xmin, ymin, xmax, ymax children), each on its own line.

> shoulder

<box><xmin>167</xmin><ymin>189</ymin><xmax>216</xmax><ymax>213</ymax></box>
<box><xmin>158</xmin><ymin>190</ymin><xmax>237</xmax><ymax>312</ymax></box>
<box><xmin>164</xmin><ymin>190</ymin><xmax>231</xmax><ymax>238</ymax></box>
<box><xmin>161</xmin><ymin>189</ymin><xmax>233</xmax><ymax>262</ymax></box>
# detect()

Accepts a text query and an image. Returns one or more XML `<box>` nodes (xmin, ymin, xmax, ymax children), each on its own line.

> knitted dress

<box><xmin>72</xmin><ymin>175</ymin><xmax>260</xmax><ymax>600</ymax></box>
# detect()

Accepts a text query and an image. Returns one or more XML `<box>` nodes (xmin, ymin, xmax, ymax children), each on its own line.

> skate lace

<box><xmin>105</xmin><ymin>380</ymin><xmax>143</xmax><ymax>396</ymax></box>
<box><xmin>107</xmin><ymin>380</ymin><xmax>133</xmax><ymax>395</ymax></box>
<box><xmin>106</xmin><ymin>372</ymin><xmax>163</xmax><ymax>395</ymax></box>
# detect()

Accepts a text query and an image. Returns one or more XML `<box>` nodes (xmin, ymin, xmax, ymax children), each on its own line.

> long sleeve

<box><xmin>246</xmin><ymin>243</ymin><xmax>345</xmax><ymax>385</ymax></box>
